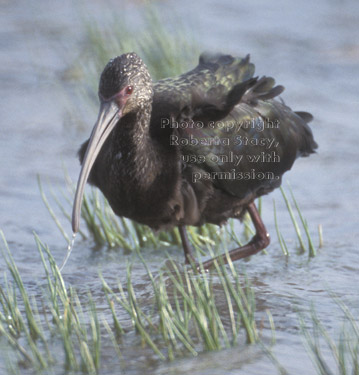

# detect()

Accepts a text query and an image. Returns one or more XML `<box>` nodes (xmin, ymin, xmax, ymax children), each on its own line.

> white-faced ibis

<box><xmin>72</xmin><ymin>52</ymin><xmax>317</xmax><ymax>269</ymax></box>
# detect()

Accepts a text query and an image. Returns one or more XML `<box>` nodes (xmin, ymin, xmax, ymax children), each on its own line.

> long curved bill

<box><xmin>72</xmin><ymin>100</ymin><xmax>121</xmax><ymax>233</ymax></box>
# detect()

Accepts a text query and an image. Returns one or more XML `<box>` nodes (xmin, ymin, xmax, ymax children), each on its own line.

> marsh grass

<box><xmin>0</xmin><ymin>231</ymin><xmax>266</xmax><ymax>373</ymax></box>
<box><xmin>100</xmin><ymin>247</ymin><xmax>260</xmax><ymax>361</ymax></box>
<box><xmin>300</xmin><ymin>299</ymin><xmax>359</xmax><ymax>375</ymax></box>
<box><xmin>4</xmin><ymin>222</ymin><xmax>354</xmax><ymax>375</ymax></box>
<box><xmin>0</xmin><ymin>231</ymin><xmax>105</xmax><ymax>373</ymax></box>
<box><xmin>273</xmin><ymin>185</ymin><xmax>318</xmax><ymax>257</ymax></box>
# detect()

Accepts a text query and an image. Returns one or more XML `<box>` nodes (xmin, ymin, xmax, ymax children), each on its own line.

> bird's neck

<box><xmin>110</xmin><ymin>103</ymin><xmax>164</xmax><ymax>189</ymax></box>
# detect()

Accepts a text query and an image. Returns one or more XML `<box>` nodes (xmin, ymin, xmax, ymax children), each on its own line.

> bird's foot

<box><xmin>180</xmin><ymin>202</ymin><xmax>270</xmax><ymax>272</ymax></box>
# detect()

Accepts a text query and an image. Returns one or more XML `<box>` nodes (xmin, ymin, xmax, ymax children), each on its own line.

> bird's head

<box><xmin>72</xmin><ymin>52</ymin><xmax>153</xmax><ymax>233</ymax></box>
<box><xmin>99</xmin><ymin>52</ymin><xmax>153</xmax><ymax>116</ymax></box>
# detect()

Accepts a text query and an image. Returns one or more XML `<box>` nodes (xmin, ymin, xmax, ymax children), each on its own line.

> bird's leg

<box><xmin>179</xmin><ymin>226</ymin><xmax>195</xmax><ymax>264</ymax></box>
<box><xmin>201</xmin><ymin>202</ymin><xmax>270</xmax><ymax>270</ymax></box>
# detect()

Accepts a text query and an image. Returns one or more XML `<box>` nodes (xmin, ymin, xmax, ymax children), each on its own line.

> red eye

<box><xmin>125</xmin><ymin>85</ymin><xmax>133</xmax><ymax>95</ymax></box>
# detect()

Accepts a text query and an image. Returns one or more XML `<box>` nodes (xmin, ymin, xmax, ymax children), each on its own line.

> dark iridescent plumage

<box><xmin>72</xmin><ymin>52</ymin><xmax>317</xmax><ymax>268</ymax></box>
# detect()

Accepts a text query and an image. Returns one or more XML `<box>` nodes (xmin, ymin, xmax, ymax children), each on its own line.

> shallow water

<box><xmin>1</xmin><ymin>0</ymin><xmax>359</xmax><ymax>374</ymax></box>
